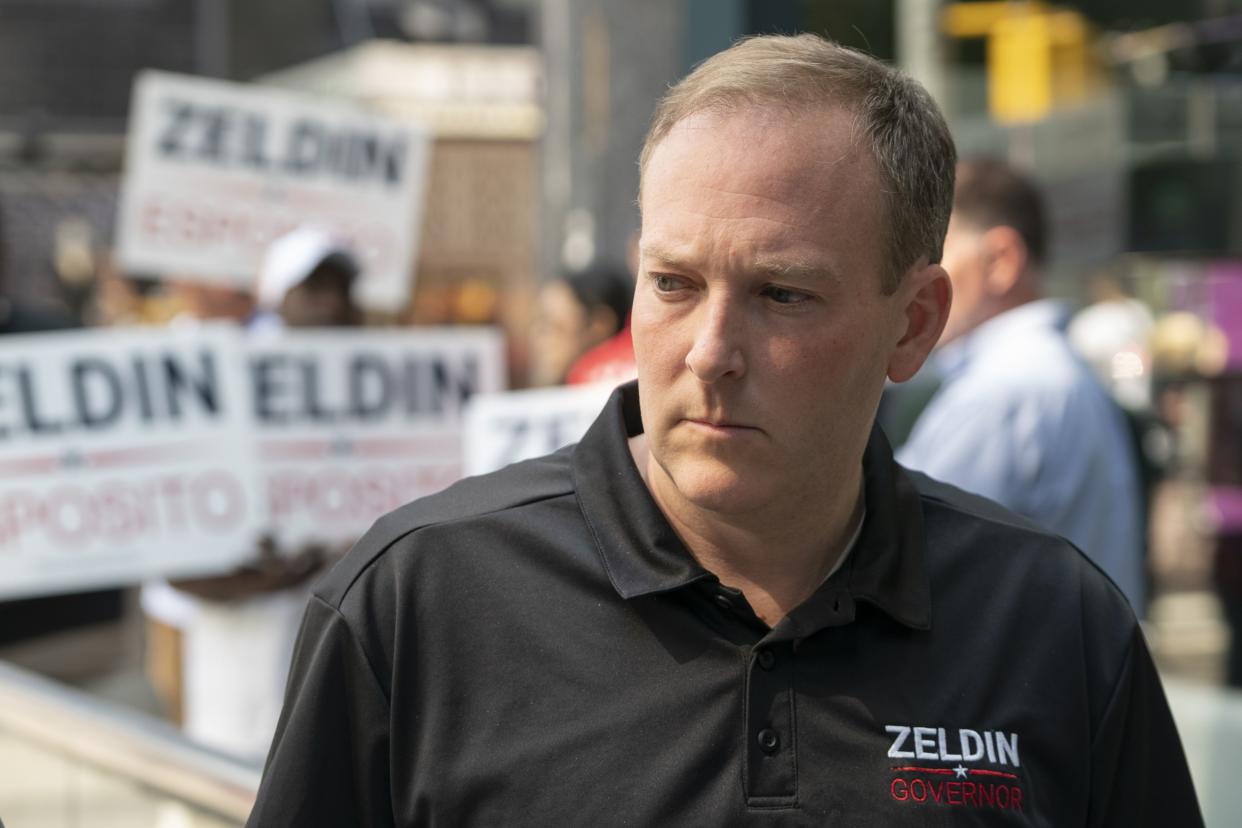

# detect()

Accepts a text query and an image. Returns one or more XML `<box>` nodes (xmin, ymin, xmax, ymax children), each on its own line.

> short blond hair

<box><xmin>640</xmin><ymin>34</ymin><xmax>956</xmax><ymax>293</ymax></box>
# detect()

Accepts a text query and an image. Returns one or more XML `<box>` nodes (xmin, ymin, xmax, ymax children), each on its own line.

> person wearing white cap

<box><xmin>253</xmin><ymin>226</ymin><xmax>362</xmax><ymax>330</ymax></box>
<box><xmin>147</xmin><ymin>227</ymin><xmax>363</xmax><ymax>761</ymax></box>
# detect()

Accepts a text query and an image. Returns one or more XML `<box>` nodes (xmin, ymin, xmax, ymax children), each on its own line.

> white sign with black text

<box><xmin>463</xmin><ymin>383</ymin><xmax>617</xmax><ymax>477</ymax></box>
<box><xmin>0</xmin><ymin>326</ymin><xmax>508</xmax><ymax>599</ymax></box>
<box><xmin>115</xmin><ymin>70</ymin><xmax>432</xmax><ymax>311</ymax></box>
<box><xmin>0</xmin><ymin>326</ymin><xmax>262</xmax><ymax>599</ymax></box>
<box><xmin>251</xmin><ymin>327</ymin><xmax>506</xmax><ymax>547</ymax></box>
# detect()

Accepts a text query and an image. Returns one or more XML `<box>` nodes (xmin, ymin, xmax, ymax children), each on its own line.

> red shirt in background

<box><xmin>566</xmin><ymin>324</ymin><xmax>636</xmax><ymax>386</ymax></box>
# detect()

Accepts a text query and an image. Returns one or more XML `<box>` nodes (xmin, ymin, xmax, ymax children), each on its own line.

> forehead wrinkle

<box><xmin>646</xmin><ymin>178</ymin><xmax>819</xmax><ymax>232</ymax></box>
<box><xmin>696</xmin><ymin>183</ymin><xmax>811</xmax><ymax>216</ymax></box>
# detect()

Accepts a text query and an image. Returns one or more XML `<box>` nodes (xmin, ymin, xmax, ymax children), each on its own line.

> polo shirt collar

<box><xmin>572</xmin><ymin>382</ymin><xmax>713</xmax><ymax>596</ymax></box>
<box><xmin>845</xmin><ymin>425</ymin><xmax>931</xmax><ymax>629</ymax></box>
<box><xmin>572</xmin><ymin>381</ymin><xmax>930</xmax><ymax>630</ymax></box>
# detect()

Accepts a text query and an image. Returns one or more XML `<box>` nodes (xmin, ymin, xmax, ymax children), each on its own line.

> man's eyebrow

<box><xmin>641</xmin><ymin>245</ymin><xmax>845</xmax><ymax>286</ymax></box>
<box><xmin>751</xmin><ymin>257</ymin><xmax>844</xmax><ymax>286</ymax></box>
<box><xmin>639</xmin><ymin>244</ymin><xmax>689</xmax><ymax>268</ymax></box>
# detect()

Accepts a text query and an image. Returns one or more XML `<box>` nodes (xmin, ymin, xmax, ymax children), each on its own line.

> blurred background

<box><xmin>2</xmin><ymin>0</ymin><xmax>1242</xmax><ymax>825</ymax></box>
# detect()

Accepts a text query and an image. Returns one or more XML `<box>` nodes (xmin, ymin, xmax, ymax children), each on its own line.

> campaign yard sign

<box><xmin>0</xmin><ymin>326</ymin><xmax>262</xmax><ymax>600</ymax></box>
<box><xmin>250</xmin><ymin>327</ymin><xmax>506</xmax><ymax>547</ymax></box>
<box><xmin>462</xmin><ymin>382</ymin><xmax>617</xmax><ymax>477</ymax></box>
<box><xmin>116</xmin><ymin>70</ymin><xmax>432</xmax><ymax>312</ymax></box>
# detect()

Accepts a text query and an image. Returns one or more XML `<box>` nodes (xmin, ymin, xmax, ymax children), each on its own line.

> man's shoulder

<box><xmin>907</xmin><ymin>467</ymin><xmax>1131</xmax><ymax>604</ymax></box>
<box><xmin>910</xmin><ymin>468</ymin><xmax>1052</xmax><ymax>535</ymax></box>
<box><xmin>314</xmin><ymin>446</ymin><xmax>578</xmax><ymax>608</ymax></box>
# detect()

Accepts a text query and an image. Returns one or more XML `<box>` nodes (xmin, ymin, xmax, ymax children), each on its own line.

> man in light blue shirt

<box><xmin>897</xmin><ymin>158</ymin><xmax>1145</xmax><ymax>613</ymax></box>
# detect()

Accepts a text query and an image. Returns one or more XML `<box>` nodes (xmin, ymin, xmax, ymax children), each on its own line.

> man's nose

<box><xmin>685</xmin><ymin>296</ymin><xmax>745</xmax><ymax>382</ymax></box>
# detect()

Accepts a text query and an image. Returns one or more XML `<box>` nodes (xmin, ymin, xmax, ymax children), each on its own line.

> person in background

<box><xmin>565</xmin><ymin>234</ymin><xmax>641</xmax><ymax>386</ymax></box>
<box><xmin>529</xmin><ymin>263</ymin><xmax>632</xmax><ymax>386</ymax></box>
<box><xmin>897</xmin><ymin>158</ymin><xmax>1146</xmax><ymax>614</ymax></box>
<box><xmin>1069</xmin><ymin>270</ymin><xmax>1172</xmax><ymax>611</ymax></box>
<box><xmin>252</xmin><ymin>226</ymin><xmax>362</xmax><ymax>331</ymax></box>
<box><xmin>144</xmin><ymin>227</ymin><xmax>362</xmax><ymax>759</ymax></box>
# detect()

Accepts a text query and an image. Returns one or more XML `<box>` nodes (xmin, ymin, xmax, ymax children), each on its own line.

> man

<box><xmin>249</xmin><ymin>35</ymin><xmax>1200</xmax><ymax>825</ymax></box>
<box><xmin>897</xmin><ymin>159</ymin><xmax>1146</xmax><ymax>613</ymax></box>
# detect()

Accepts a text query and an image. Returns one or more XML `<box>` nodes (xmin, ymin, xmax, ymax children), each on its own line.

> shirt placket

<box><xmin>699</xmin><ymin>580</ymin><xmax>860</xmax><ymax>812</ymax></box>
<box><xmin>744</xmin><ymin>639</ymin><xmax>798</xmax><ymax>807</ymax></box>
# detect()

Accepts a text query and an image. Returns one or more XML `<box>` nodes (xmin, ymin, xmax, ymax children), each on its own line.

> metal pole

<box><xmin>538</xmin><ymin>0</ymin><xmax>575</xmax><ymax>278</ymax></box>
<box><xmin>194</xmin><ymin>0</ymin><xmax>230</xmax><ymax>78</ymax></box>
<box><xmin>896</xmin><ymin>0</ymin><xmax>951</xmax><ymax>115</ymax></box>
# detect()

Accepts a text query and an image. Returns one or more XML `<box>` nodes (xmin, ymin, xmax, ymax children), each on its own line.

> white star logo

<box><xmin>953</xmin><ymin>765</ymin><xmax>969</xmax><ymax>779</ymax></box>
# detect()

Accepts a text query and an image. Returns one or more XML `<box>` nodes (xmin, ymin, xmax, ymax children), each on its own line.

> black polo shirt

<box><xmin>249</xmin><ymin>382</ymin><xmax>1202</xmax><ymax>827</ymax></box>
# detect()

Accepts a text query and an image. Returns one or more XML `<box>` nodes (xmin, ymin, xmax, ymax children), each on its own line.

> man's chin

<box><xmin>659</xmin><ymin>464</ymin><xmax>773</xmax><ymax>517</ymax></box>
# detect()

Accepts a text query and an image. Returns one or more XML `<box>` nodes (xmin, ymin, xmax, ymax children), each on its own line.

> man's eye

<box><xmin>652</xmin><ymin>275</ymin><xmax>685</xmax><ymax>292</ymax></box>
<box><xmin>762</xmin><ymin>285</ymin><xmax>813</xmax><ymax>305</ymax></box>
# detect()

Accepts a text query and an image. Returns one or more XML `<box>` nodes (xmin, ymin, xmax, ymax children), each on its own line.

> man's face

<box><xmin>633</xmin><ymin>105</ymin><xmax>916</xmax><ymax>517</ymax></box>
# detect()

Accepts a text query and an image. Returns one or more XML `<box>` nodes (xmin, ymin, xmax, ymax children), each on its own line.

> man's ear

<box><xmin>980</xmin><ymin>225</ymin><xmax>1028</xmax><ymax>296</ymax></box>
<box><xmin>887</xmin><ymin>263</ymin><xmax>951</xmax><ymax>383</ymax></box>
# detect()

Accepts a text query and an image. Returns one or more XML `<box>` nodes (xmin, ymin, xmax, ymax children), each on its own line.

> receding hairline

<box><xmin>637</xmin><ymin>35</ymin><xmax>957</xmax><ymax>293</ymax></box>
<box><xmin>640</xmin><ymin>96</ymin><xmax>872</xmax><ymax>186</ymax></box>
<box><xmin>640</xmin><ymin>36</ymin><xmax>892</xmax><ymax>174</ymax></box>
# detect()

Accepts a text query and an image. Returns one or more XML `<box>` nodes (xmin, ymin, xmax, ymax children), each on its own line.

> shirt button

<box><xmin>757</xmin><ymin>728</ymin><xmax>780</xmax><ymax>753</ymax></box>
<box><xmin>756</xmin><ymin>649</ymin><xmax>776</xmax><ymax>671</ymax></box>
<box><xmin>714</xmin><ymin>593</ymin><xmax>733</xmax><ymax>610</ymax></box>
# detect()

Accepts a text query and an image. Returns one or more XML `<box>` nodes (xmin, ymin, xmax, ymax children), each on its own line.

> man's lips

<box><xmin>683</xmin><ymin>417</ymin><xmax>760</xmax><ymax>433</ymax></box>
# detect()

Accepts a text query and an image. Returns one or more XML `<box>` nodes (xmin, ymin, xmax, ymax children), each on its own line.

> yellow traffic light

<box><xmin>943</xmin><ymin>2</ymin><xmax>1100</xmax><ymax>124</ymax></box>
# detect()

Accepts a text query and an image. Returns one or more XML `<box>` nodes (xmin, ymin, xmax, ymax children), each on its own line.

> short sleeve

<box><xmin>247</xmin><ymin>595</ymin><xmax>394</xmax><ymax>828</ymax></box>
<box><xmin>1086</xmin><ymin>623</ymin><xmax>1204</xmax><ymax>827</ymax></box>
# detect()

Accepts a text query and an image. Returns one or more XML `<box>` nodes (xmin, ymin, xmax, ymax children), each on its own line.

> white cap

<box><xmin>256</xmin><ymin>227</ymin><xmax>359</xmax><ymax>311</ymax></box>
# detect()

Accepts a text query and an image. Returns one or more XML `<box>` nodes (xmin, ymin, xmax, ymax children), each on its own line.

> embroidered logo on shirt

<box><xmin>884</xmin><ymin>725</ymin><xmax>1024</xmax><ymax>812</ymax></box>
